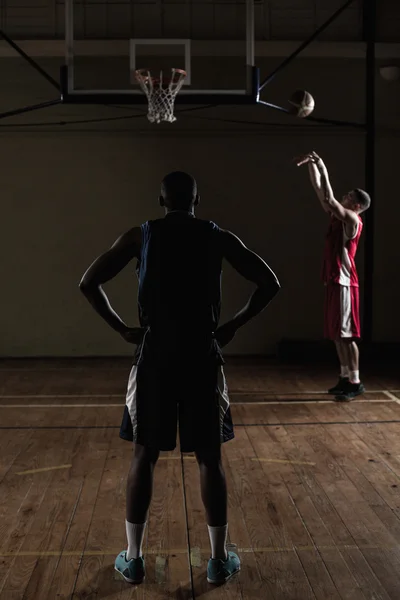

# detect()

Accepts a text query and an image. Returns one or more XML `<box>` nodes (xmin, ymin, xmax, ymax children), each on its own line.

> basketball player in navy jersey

<box><xmin>297</xmin><ymin>151</ymin><xmax>371</xmax><ymax>401</ymax></box>
<box><xmin>79</xmin><ymin>172</ymin><xmax>280</xmax><ymax>585</ymax></box>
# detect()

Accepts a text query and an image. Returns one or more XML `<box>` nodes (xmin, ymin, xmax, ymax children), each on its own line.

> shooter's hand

<box><xmin>295</xmin><ymin>151</ymin><xmax>323</xmax><ymax>167</ymax></box>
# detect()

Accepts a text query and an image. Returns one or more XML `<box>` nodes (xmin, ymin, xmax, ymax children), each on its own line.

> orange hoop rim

<box><xmin>135</xmin><ymin>68</ymin><xmax>187</xmax><ymax>85</ymax></box>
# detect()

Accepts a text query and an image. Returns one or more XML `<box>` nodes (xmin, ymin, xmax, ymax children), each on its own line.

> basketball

<box><xmin>288</xmin><ymin>89</ymin><xmax>315</xmax><ymax>118</ymax></box>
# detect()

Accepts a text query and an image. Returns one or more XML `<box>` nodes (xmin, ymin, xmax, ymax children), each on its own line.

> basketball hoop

<box><xmin>135</xmin><ymin>68</ymin><xmax>187</xmax><ymax>124</ymax></box>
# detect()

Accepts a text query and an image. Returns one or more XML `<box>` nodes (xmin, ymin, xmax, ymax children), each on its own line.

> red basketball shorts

<box><xmin>324</xmin><ymin>283</ymin><xmax>361</xmax><ymax>340</ymax></box>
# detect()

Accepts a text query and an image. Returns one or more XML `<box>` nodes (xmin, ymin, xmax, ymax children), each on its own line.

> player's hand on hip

<box><xmin>214</xmin><ymin>321</ymin><xmax>237</xmax><ymax>348</ymax></box>
<box><xmin>120</xmin><ymin>327</ymin><xmax>146</xmax><ymax>345</ymax></box>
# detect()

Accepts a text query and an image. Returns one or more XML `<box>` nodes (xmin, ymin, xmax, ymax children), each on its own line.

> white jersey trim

<box><xmin>340</xmin><ymin>286</ymin><xmax>353</xmax><ymax>337</ymax></box>
<box><xmin>339</xmin><ymin>219</ymin><xmax>360</xmax><ymax>286</ymax></box>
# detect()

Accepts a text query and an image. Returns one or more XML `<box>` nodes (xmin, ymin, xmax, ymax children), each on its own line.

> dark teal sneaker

<box><xmin>207</xmin><ymin>551</ymin><xmax>240</xmax><ymax>584</ymax></box>
<box><xmin>114</xmin><ymin>551</ymin><xmax>145</xmax><ymax>584</ymax></box>
<box><xmin>328</xmin><ymin>376</ymin><xmax>349</xmax><ymax>394</ymax></box>
<box><xmin>335</xmin><ymin>382</ymin><xmax>365</xmax><ymax>402</ymax></box>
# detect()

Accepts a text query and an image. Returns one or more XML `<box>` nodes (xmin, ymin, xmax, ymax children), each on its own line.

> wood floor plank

<box><xmin>227</xmin><ymin>428</ymin><xmax>316</xmax><ymax>600</ymax></box>
<box><xmin>313</xmin><ymin>421</ymin><xmax>400</xmax><ymax>517</ymax></box>
<box><xmin>276</xmin><ymin>430</ymin><xmax>387</xmax><ymax>600</ymax></box>
<box><xmin>20</xmin><ymin>557</ymin><xmax>60</xmax><ymax>600</ymax></box>
<box><xmin>298</xmin><ymin>424</ymin><xmax>398</xmax><ymax>551</ymax></box>
<box><xmin>2</xmin><ymin>359</ymin><xmax>400</xmax><ymax>599</ymax></box>
<box><xmin>0</xmin><ymin>429</ymin><xmax>82</xmax><ymax>598</ymax></box>
<box><xmin>266</xmin><ymin>424</ymin><xmax>375</xmax><ymax>600</ymax></box>
<box><xmin>231</xmin><ymin>404</ymin><xmax>280</xmax><ymax>425</ymax></box>
<box><xmin>343</xmin><ymin>402</ymin><xmax>400</xmax><ymax>422</ymax></box>
<box><xmin>286</xmin><ymin>424</ymin><xmax>400</xmax><ymax>600</ymax></box>
<box><xmin>268</xmin><ymin>392</ymin><xmax>388</xmax><ymax>402</ymax></box>
<box><xmin>297</xmin><ymin>403</ymin><xmax>357</xmax><ymax>424</ymax></box>
<box><xmin>0</xmin><ymin>430</ymin><xmax>35</xmax><ymax>485</ymax></box>
<box><xmin>0</xmin><ymin>366</ymin><xmax>129</xmax><ymax>396</ymax></box>
<box><xmin>156</xmin><ymin>453</ymin><xmax>192</xmax><ymax>599</ymax></box>
<box><xmin>23</xmin><ymin>408</ymin><xmax>112</xmax><ymax>600</ymax></box>
<box><xmin>245</xmin><ymin>426</ymin><xmax>342</xmax><ymax>600</ymax></box>
<box><xmin>0</xmin><ymin>371</ymin><xmax>47</xmax><ymax>396</ymax></box>
<box><xmin>67</xmin><ymin>430</ymin><xmax>125</xmax><ymax>600</ymax></box>
<box><xmin>223</xmin><ymin>445</ymin><xmax>272</xmax><ymax>599</ymax></box>
<box><xmin>246</xmin><ymin>425</ymin><xmax>354</xmax><ymax>599</ymax></box>
<box><xmin>0</xmin><ymin>430</ymin><xmax>34</xmax><ymax>483</ymax></box>
<box><xmin>43</xmin><ymin>427</ymin><xmax>115</xmax><ymax>600</ymax></box>
<box><xmin>142</xmin><ymin>447</ymin><xmax>192</xmax><ymax>599</ymax></box>
<box><xmin>72</xmin><ymin>441</ymin><xmax>192</xmax><ymax>599</ymax></box>
<box><xmin>0</xmin><ymin>430</ymin><xmax>72</xmax><ymax>554</ymax></box>
<box><xmin>0</xmin><ymin>405</ymin><xmax>90</xmax><ymax>428</ymax></box>
<box><xmin>271</xmin><ymin>403</ymin><xmax>319</xmax><ymax>424</ymax></box>
<box><xmin>0</xmin><ymin>558</ymin><xmax>14</xmax><ymax>594</ymax></box>
<box><xmin>182</xmin><ymin>452</ymin><xmax>241</xmax><ymax>599</ymax></box>
<box><xmin>350</xmin><ymin>424</ymin><xmax>400</xmax><ymax>478</ymax></box>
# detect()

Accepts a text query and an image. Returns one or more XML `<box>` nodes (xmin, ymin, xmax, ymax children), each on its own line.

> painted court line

<box><xmin>0</xmin><ymin>390</ymin><xmax>389</xmax><ymax>399</ymax></box>
<box><xmin>2</xmin><ymin>544</ymin><xmax>399</xmax><ymax>558</ymax></box>
<box><xmin>16</xmin><ymin>464</ymin><xmax>72</xmax><ymax>475</ymax></box>
<box><xmin>159</xmin><ymin>456</ymin><xmax>196</xmax><ymax>461</ymax></box>
<box><xmin>10</xmin><ymin>457</ymin><xmax>321</xmax><ymax>468</ymax></box>
<box><xmin>251</xmin><ymin>458</ymin><xmax>315</xmax><ymax>466</ymax></box>
<box><xmin>190</xmin><ymin>547</ymin><xmax>202</xmax><ymax>567</ymax></box>
<box><xmin>384</xmin><ymin>390</ymin><xmax>400</xmax><ymax>403</ymax></box>
<box><xmin>139</xmin><ymin>457</ymin><xmax>313</xmax><ymax>465</ymax></box>
<box><xmin>2</xmin><ymin>420</ymin><xmax>400</xmax><ymax>430</ymax></box>
<box><xmin>0</xmin><ymin>394</ymin><xmax>125</xmax><ymax>399</ymax></box>
<box><xmin>0</xmin><ymin>398</ymin><xmax>394</xmax><ymax>408</ymax></box>
<box><xmin>0</xmin><ymin>366</ymin><xmax>130</xmax><ymax>372</ymax></box>
<box><xmin>155</xmin><ymin>556</ymin><xmax>167</xmax><ymax>584</ymax></box>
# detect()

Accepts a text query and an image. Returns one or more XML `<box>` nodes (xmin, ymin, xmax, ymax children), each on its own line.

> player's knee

<box><xmin>133</xmin><ymin>443</ymin><xmax>160</xmax><ymax>465</ymax></box>
<box><xmin>195</xmin><ymin>448</ymin><xmax>222</xmax><ymax>469</ymax></box>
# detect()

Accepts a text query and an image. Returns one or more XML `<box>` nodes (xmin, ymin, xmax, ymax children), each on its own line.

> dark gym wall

<box><xmin>0</xmin><ymin>55</ymin><xmax>398</xmax><ymax>356</ymax></box>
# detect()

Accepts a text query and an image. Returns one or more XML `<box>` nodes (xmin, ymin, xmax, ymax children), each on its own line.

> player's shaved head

<box><xmin>160</xmin><ymin>171</ymin><xmax>198</xmax><ymax>210</ymax></box>
<box><xmin>352</xmin><ymin>188</ymin><xmax>371</xmax><ymax>212</ymax></box>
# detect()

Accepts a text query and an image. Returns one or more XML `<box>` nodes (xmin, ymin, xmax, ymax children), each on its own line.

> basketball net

<box><xmin>135</xmin><ymin>68</ymin><xmax>187</xmax><ymax>124</ymax></box>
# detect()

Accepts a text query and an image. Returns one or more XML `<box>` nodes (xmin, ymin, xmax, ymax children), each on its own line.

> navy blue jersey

<box><xmin>135</xmin><ymin>211</ymin><xmax>224</xmax><ymax>361</ymax></box>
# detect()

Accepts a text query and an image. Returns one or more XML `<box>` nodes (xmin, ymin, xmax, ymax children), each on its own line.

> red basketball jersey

<box><xmin>322</xmin><ymin>214</ymin><xmax>363</xmax><ymax>286</ymax></box>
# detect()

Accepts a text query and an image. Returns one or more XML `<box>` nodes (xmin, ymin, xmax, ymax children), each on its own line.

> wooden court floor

<box><xmin>1</xmin><ymin>358</ymin><xmax>400</xmax><ymax>600</ymax></box>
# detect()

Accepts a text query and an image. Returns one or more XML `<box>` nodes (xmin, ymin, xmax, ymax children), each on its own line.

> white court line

<box><xmin>0</xmin><ymin>394</ymin><xmax>125</xmax><ymax>399</ymax></box>
<box><xmin>2</xmin><ymin>543</ymin><xmax>399</xmax><ymax>557</ymax></box>
<box><xmin>383</xmin><ymin>390</ymin><xmax>400</xmax><ymax>404</ymax></box>
<box><xmin>0</xmin><ymin>390</ymin><xmax>389</xmax><ymax>399</ymax></box>
<box><xmin>0</xmin><ymin>399</ymin><xmax>394</xmax><ymax>408</ymax></box>
<box><xmin>16</xmin><ymin>464</ymin><xmax>72</xmax><ymax>475</ymax></box>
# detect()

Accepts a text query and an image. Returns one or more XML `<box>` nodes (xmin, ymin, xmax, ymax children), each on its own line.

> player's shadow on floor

<box><xmin>68</xmin><ymin>562</ymin><xmax>194</xmax><ymax>600</ymax></box>
<box><xmin>68</xmin><ymin>560</ymin><xmax>259</xmax><ymax>599</ymax></box>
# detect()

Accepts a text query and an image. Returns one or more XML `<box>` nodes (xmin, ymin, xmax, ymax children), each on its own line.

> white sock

<box><xmin>340</xmin><ymin>365</ymin><xmax>349</xmax><ymax>378</ymax></box>
<box><xmin>349</xmin><ymin>370</ymin><xmax>360</xmax><ymax>384</ymax></box>
<box><xmin>126</xmin><ymin>520</ymin><xmax>146</xmax><ymax>560</ymax></box>
<box><xmin>207</xmin><ymin>524</ymin><xmax>228</xmax><ymax>560</ymax></box>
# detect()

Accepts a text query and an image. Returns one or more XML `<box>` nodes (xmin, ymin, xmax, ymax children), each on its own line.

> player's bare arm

<box><xmin>215</xmin><ymin>230</ymin><xmax>280</xmax><ymax>347</ymax></box>
<box><xmin>296</xmin><ymin>151</ymin><xmax>335</xmax><ymax>211</ymax></box>
<box><xmin>79</xmin><ymin>227</ymin><xmax>145</xmax><ymax>343</ymax></box>
<box><xmin>297</xmin><ymin>151</ymin><xmax>359</xmax><ymax>237</ymax></box>
<box><xmin>296</xmin><ymin>153</ymin><xmax>330</xmax><ymax>213</ymax></box>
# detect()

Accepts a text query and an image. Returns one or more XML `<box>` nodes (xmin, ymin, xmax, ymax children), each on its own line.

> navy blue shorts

<box><xmin>119</xmin><ymin>358</ymin><xmax>234</xmax><ymax>453</ymax></box>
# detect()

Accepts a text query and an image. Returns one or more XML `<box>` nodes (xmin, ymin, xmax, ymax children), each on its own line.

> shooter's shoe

<box><xmin>335</xmin><ymin>382</ymin><xmax>365</xmax><ymax>402</ymax></box>
<box><xmin>328</xmin><ymin>376</ymin><xmax>349</xmax><ymax>395</ymax></box>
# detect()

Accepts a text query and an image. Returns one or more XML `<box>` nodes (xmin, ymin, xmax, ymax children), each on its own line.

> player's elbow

<box><xmin>79</xmin><ymin>276</ymin><xmax>95</xmax><ymax>294</ymax></box>
<box><xmin>271</xmin><ymin>279</ymin><xmax>281</xmax><ymax>297</ymax></box>
<box><xmin>259</xmin><ymin>273</ymin><xmax>280</xmax><ymax>298</ymax></box>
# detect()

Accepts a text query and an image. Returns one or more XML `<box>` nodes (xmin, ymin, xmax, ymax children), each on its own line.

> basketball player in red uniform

<box><xmin>297</xmin><ymin>151</ymin><xmax>371</xmax><ymax>401</ymax></box>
